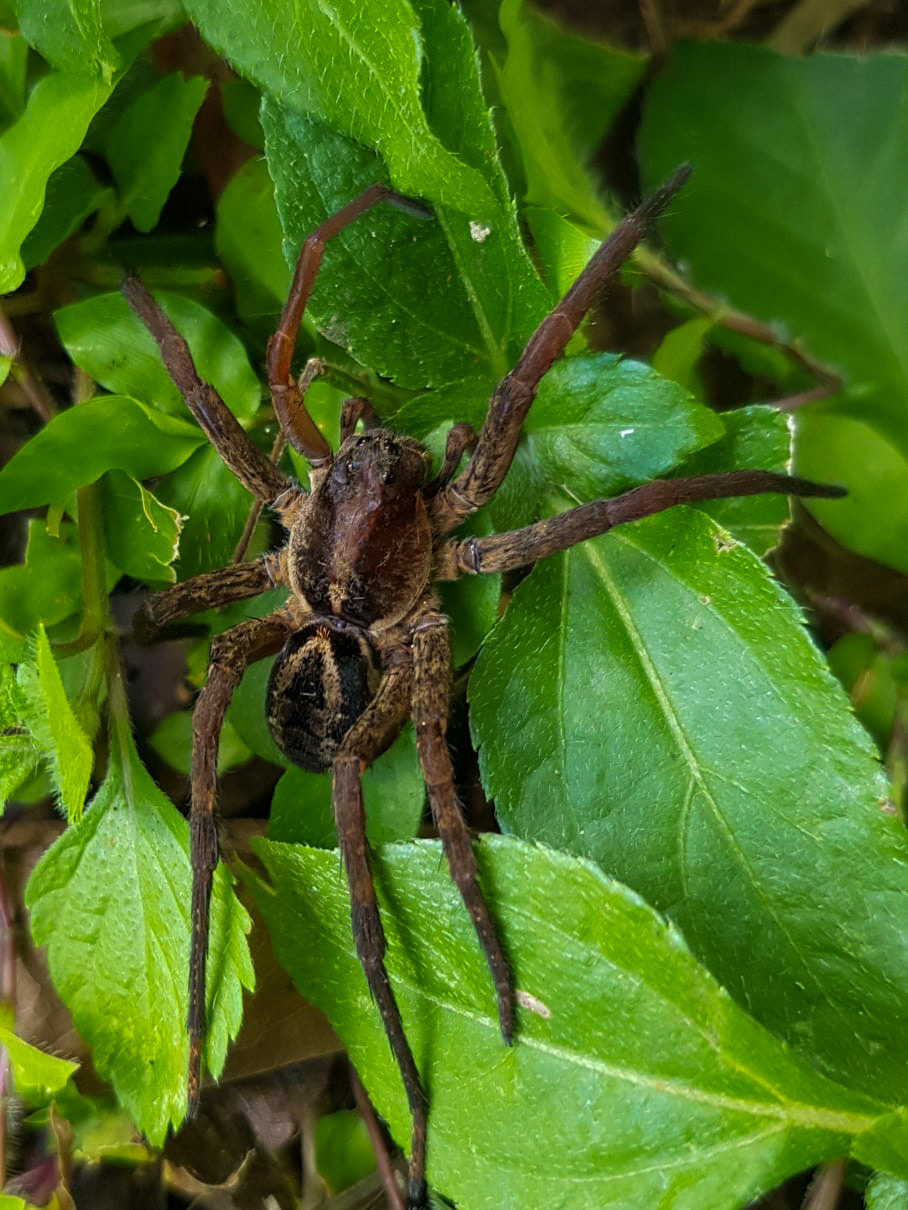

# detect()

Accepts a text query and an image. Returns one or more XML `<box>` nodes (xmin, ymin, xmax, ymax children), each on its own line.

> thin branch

<box><xmin>0</xmin><ymin>305</ymin><xmax>56</xmax><ymax>423</ymax></box>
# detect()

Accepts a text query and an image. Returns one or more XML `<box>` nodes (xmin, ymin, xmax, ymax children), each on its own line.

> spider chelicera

<box><xmin>124</xmin><ymin>165</ymin><xmax>842</xmax><ymax>1206</ymax></box>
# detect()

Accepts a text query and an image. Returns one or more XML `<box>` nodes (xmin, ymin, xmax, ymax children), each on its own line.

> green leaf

<box><xmin>639</xmin><ymin>44</ymin><xmax>908</xmax><ymax>462</ymax></box>
<box><xmin>867</xmin><ymin>1172</ymin><xmax>908</xmax><ymax>1209</ymax></box>
<box><xmin>17</xmin><ymin>0</ymin><xmax>119</xmax><ymax>81</ymax></box>
<box><xmin>26</xmin><ymin>713</ymin><xmax>254</xmax><ymax>1145</ymax></box>
<box><xmin>528</xmin><ymin>354</ymin><xmax>724</xmax><ymax>500</ymax></box>
<box><xmin>261</xmin><ymin>101</ymin><xmax>543</xmax><ymax>394</ymax></box>
<box><xmin>182</xmin><ymin>0</ymin><xmax>495</xmax><ymax>216</ymax></box>
<box><xmin>0</xmin><ymin>396</ymin><xmax>203</xmax><ymax>516</ymax></box>
<box><xmin>215</xmin><ymin>156</ymin><xmax>289</xmax><ymax>333</ymax></box>
<box><xmin>268</xmin><ymin>726</ymin><xmax>424</xmax><ymax>847</ymax></box>
<box><xmin>0</xmin><ymin>1022</ymin><xmax>78</xmax><ymax>1105</ymax></box>
<box><xmin>0</xmin><ymin>32</ymin><xmax>27</xmax><ymax>127</ymax></box>
<box><xmin>0</xmin><ymin>665</ymin><xmax>39</xmax><ymax>805</ymax></box>
<box><xmin>652</xmin><ymin>316</ymin><xmax>714</xmax><ymax>396</ymax></box>
<box><xmin>497</xmin><ymin>0</ymin><xmax>643</xmax><ymax>229</ymax></box>
<box><xmin>56</xmin><ymin>291</ymin><xmax>262</xmax><ymax>420</ymax></box>
<box><xmin>149</xmin><ymin>711</ymin><xmax>250</xmax><ymax>777</ymax></box>
<box><xmin>0</xmin><ymin>522</ymin><xmax>83</xmax><ymax>661</ymax></box>
<box><xmin>677</xmin><ymin>405</ymin><xmax>795</xmax><ymax>556</ymax></box>
<box><xmin>99</xmin><ymin>469</ymin><xmax>182</xmax><ymax>583</ymax></box>
<box><xmin>470</xmin><ymin>507</ymin><xmax>906</xmax><ymax>1104</ymax></box>
<box><xmin>16</xmin><ymin>626</ymin><xmax>92</xmax><ymax>822</ymax></box>
<box><xmin>155</xmin><ymin>444</ymin><xmax>255</xmax><ymax>578</ymax></box>
<box><xmin>794</xmin><ymin>408</ymin><xmax>908</xmax><ymax>577</ymax></box>
<box><xmin>854</xmin><ymin>1108</ymin><xmax>908</xmax><ymax>1179</ymax></box>
<box><xmin>0</xmin><ymin>68</ymin><xmax>114</xmax><ymax>291</ymax></box>
<box><xmin>252</xmin><ymin>837</ymin><xmax>885</xmax><ymax>1208</ymax></box>
<box><xmin>21</xmin><ymin>155</ymin><xmax>111</xmax><ymax>269</ymax></box>
<box><xmin>106</xmin><ymin>73</ymin><xmax>208</xmax><ymax>232</ymax></box>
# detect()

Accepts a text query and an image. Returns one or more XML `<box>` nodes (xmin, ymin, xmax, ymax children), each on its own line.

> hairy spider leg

<box><xmin>133</xmin><ymin>557</ymin><xmax>282</xmax><ymax>643</ymax></box>
<box><xmin>431</xmin><ymin>164</ymin><xmax>694</xmax><ymax>534</ymax></box>
<box><xmin>435</xmin><ymin>471</ymin><xmax>847</xmax><ymax>580</ymax></box>
<box><xmin>331</xmin><ymin>657</ymin><xmax>429</xmax><ymax>1206</ymax></box>
<box><xmin>411</xmin><ymin>612</ymin><xmax>513</xmax><ymax>1039</ymax></box>
<box><xmin>266</xmin><ymin>184</ymin><xmax>432</xmax><ymax>466</ymax></box>
<box><xmin>186</xmin><ymin>612</ymin><xmax>292</xmax><ymax>1112</ymax></box>
<box><xmin>123</xmin><ymin>277</ymin><xmax>292</xmax><ymax>508</ymax></box>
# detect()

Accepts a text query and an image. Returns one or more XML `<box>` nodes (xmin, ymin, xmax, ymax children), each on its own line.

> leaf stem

<box><xmin>635</xmin><ymin>246</ymin><xmax>842</xmax><ymax>391</ymax></box>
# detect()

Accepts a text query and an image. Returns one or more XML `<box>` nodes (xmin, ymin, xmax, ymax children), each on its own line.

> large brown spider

<box><xmin>124</xmin><ymin>166</ymin><xmax>841</xmax><ymax>1206</ymax></box>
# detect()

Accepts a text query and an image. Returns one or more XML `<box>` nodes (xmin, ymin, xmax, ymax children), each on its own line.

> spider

<box><xmin>124</xmin><ymin>165</ymin><xmax>842</xmax><ymax>1207</ymax></box>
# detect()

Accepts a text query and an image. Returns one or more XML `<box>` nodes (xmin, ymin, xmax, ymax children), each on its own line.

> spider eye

<box><xmin>345</xmin><ymin>460</ymin><xmax>361</xmax><ymax>476</ymax></box>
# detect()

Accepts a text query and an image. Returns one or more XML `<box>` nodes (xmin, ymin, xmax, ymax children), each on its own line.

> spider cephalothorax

<box><xmin>125</xmin><ymin>167</ymin><xmax>842</xmax><ymax>1207</ymax></box>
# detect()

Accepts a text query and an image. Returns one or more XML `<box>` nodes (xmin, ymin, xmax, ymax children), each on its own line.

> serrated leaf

<box><xmin>0</xmin><ymin>68</ymin><xmax>114</xmax><ymax>291</ymax></box>
<box><xmin>16</xmin><ymin>626</ymin><xmax>92</xmax><ymax>822</ymax></box>
<box><xmin>639</xmin><ymin>44</ymin><xmax>908</xmax><ymax>462</ymax></box>
<box><xmin>26</xmin><ymin>714</ymin><xmax>254</xmax><ymax>1144</ymax></box>
<box><xmin>261</xmin><ymin>101</ymin><xmax>543</xmax><ymax>394</ymax></box>
<box><xmin>251</xmin><ymin>836</ymin><xmax>886</xmax><ymax>1209</ymax></box>
<box><xmin>106</xmin><ymin>73</ymin><xmax>208</xmax><ymax>232</ymax></box>
<box><xmin>56</xmin><ymin>291</ymin><xmax>262</xmax><ymax>420</ymax></box>
<box><xmin>470</xmin><ymin>507</ymin><xmax>906</xmax><ymax>1105</ymax></box>
<box><xmin>677</xmin><ymin>405</ymin><xmax>795</xmax><ymax>555</ymax></box>
<box><xmin>183</xmin><ymin>0</ymin><xmax>495</xmax><ymax>216</ymax></box>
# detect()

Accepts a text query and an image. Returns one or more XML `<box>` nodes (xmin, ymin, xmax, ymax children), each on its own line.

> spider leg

<box><xmin>422</xmin><ymin>423</ymin><xmax>478</xmax><ymax>499</ymax></box>
<box><xmin>434</xmin><ymin>470</ymin><xmax>846</xmax><ymax>578</ymax></box>
<box><xmin>133</xmin><ymin>554</ymin><xmax>287</xmax><ymax>643</ymax></box>
<box><xmin>122</xmin><ymin>278</ymin><xmax>292</xmax><ymax>508</ymax></box>
<box><xmin>187</xmin><ymin>611</ymin><xmax>292</xmax><ymax>1112</ymax></box>
<box><xmin>332</xmin><ymin>657</ymin><xmax>429</xmax><ymax>1207</ymax></box>
<box><xmin>340</xmin><ymin>396</ymin><xmax>380</xmax><ymax>442</ymax></box>
<box><xmin>267</xmin><ymin>185</ymin><xmax>432</xmax><ymax>467</ymax></box>
<box><xmin>411</xmin><ymin>612</ymin><xmax>513</xmax><ymax>1039</ymax></box>
<box><xmin>431</xmin><ymin>166</ymin><xmax>692</xmax><ymax>534</ymax></box>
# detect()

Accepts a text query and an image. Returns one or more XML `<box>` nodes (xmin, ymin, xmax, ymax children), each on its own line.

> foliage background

<box><xmin>1</xmin><ymin>1</ymin><xmax>908</xmax><ymax>1208</ymax></box>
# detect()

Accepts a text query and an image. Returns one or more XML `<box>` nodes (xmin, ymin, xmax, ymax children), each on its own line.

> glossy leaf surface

<box><xmin>471</xmin><ymin>507</ymin><xmax>904</xmax><ymax>1103</ymax></box>
<box><xmin>252</xmin><ymin>836</ymin><xmax>890</xmax><ymax>1209</ymax></box>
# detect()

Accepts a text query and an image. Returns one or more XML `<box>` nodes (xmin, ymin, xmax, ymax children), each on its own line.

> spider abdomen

<box><xmin>266</xmin><ymin>620</ymin><xmax>381</xmax><ymax>773</ymax></box>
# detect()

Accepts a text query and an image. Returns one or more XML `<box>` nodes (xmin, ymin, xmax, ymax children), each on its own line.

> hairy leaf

<box><xmin>27</xmin><ymin>713</ymin><xmax>254</xmax><ymax>1144</ymax></box>
<box><xmin>15</xmin><ymin>626</ymin><xmax>92</xmax><ymax>822</ymax></box>
<box><xmin>183</xmin><ymin>0</ymin><xmax>494</xmax><ymax>215</ymax></box>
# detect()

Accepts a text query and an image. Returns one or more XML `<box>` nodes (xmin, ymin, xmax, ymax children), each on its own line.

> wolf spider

<box><xmin>125</xmin><ymin>165</ymin><xmax>841</xmax><ymax>1206</ymax></box>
